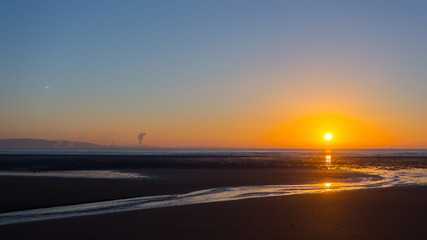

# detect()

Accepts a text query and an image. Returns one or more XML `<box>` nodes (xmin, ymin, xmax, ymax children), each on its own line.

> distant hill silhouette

<box><xmin>0</xmin><ymin>138</ymin><xmax>101</xmax><ymax>149</ymax></box>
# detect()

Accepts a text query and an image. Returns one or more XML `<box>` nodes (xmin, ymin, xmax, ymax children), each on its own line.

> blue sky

<box><xmin>1</xmin><ymin>0</ymin><xmax>426</xmax><ymax>147</ymax></box>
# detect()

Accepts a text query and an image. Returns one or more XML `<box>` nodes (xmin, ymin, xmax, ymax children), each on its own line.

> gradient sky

<box><xmin>1</xmin><ymin>0</ymin><xmax>427</xmax><ymax>148</ymax></box>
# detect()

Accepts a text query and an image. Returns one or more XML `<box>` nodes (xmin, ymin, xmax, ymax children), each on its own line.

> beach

<box><xmin>0</xmin><ymin>181</ymin><xmax>426</xmax><ymax>240</ymax></box>
<box><xmin>0</xmin><ymin>152</ymin><xmax>426</xmax><ymax>239</ymax></box>
<box><xmin>0</xmin><ymin>168</ymin><xmax>366</xmax><ymax>213</ymax></box>
<box><xmin>3</xmin><ymin>0</ymin><xmax>427</xmax><ymax>238</ymax></box>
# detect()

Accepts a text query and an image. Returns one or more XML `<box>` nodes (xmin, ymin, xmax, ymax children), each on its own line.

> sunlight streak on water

<box><xmin>0</xmin><ymin>168</ymin><xmax>426</xmax><ymax>225</ymax></box>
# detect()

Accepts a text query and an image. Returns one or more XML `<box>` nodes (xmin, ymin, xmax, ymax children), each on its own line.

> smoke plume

<box><xmin>138</xmin><ymin>133</ymin><xmax>146</xmax><ymax>146</ymax></box>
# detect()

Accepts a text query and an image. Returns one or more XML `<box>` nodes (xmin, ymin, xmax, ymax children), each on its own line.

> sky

<box><xmin>1</xmin><ymin>0</ymin><xmax>427</xmax><ymax>148</ymax></box>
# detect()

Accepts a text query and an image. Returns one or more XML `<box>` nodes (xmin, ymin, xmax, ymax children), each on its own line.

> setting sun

<box><xmin>324</xmin><ymin>133</ymin><xmax>333</xmax><ymax>141</ymax></box>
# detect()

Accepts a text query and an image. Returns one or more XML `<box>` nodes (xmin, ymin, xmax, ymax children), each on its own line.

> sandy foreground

<box><xmin>0</xmin><ymin>169</ymin><xmax>426</xmax><ymax>240</ymax></box>
<box><xmin>0</xmin><ymin>168</ymin><xmax>366</xmax><ymax>213</ymax></box>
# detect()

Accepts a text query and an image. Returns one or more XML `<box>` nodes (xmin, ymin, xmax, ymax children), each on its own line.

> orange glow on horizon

<box><xmin>266</xmin><ymin>113</ymin><xmax>393</xmax><ymax>149</ymax></box>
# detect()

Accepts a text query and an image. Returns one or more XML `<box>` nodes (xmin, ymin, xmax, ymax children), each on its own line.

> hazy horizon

<box><xmin>1</xmin><ymin>138</ymin><xmax>427</xmax><ymax>150</ymax></box>
<box><xmin>1</xmin><ymin>1</ymin><xmax>427</xmax><ymax>148</ymax></box>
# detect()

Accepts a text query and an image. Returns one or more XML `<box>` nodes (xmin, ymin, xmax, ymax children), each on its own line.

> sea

<box><xmin>1</xmin><ymin>148</ymin><xmax>427</xmax><ymax>156</ymax></box>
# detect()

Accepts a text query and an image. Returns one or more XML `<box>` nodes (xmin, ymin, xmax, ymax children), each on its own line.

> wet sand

<box><xmin>0</xmin><ymin>168</ymin><xmax>426</xmax><ymax>239</ymax></box>
<box><xmin>1</xmin><ymin>185</ymin><xmax>426</xmax><ymax>240</ymax></box>
<box><xmin>0</xmin><ymin>168</ymin><xmax>366</xmax><ymax>213</ymax></box>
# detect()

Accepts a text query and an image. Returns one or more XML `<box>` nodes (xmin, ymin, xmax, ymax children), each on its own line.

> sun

<box><xmin>324</xmin><ymin>133</ymin><xmax>333</xmax><ymax>141</ymax></box>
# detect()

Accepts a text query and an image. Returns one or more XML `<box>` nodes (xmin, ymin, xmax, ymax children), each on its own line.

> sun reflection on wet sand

<box><xmin>325</xmin><ymin>155</ymin><xmax>332</xmax><ymax>169</ymax></box>
<box><xmin>1</xmin><ymin>167</ymin><xmax>426</xmax><ymax>226</ymax></box>
<box><xmin>324</xmin><ymin>182</ymin><xmax>332</xmax><ymax>191</ymax></box>
<box><xmin>324</xmin><ymin>150</ymin><xmax>332</xmax><ymax>169</ymax></box>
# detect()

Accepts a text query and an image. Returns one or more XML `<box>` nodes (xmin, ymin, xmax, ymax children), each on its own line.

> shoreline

<box><xmin>0</xmin><ymin>168</ymin><xmax>368</xmax><ymax>213</ymax></box>
<box><xmin>1</xmin><ymin>167</ymin><xmax>426</xmax><ymax>226</ymax></box>
<box><xmin>1</xmin><ymin>154</ymin><xmax>425</xmax><ymax>239</ymax></box>
<box><xmin>1</xmin><ymin>186</ymin><xmax>426</xmax><ymax>239</ymax></box>
<box><xmin>1</xmin><ymin>153</ymin><xmax>426</xmax><ymax>171</ymax></box>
